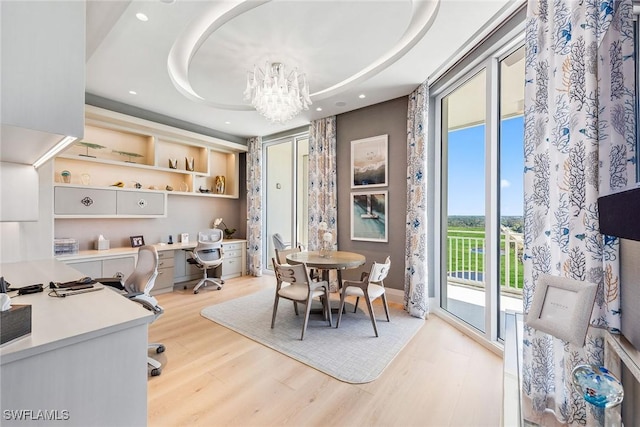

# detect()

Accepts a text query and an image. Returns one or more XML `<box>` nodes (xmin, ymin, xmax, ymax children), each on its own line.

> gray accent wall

<box><xmin>336</xmin><ymin>96</ymin><xmax>408</xmax><ymax>291</ymax></box>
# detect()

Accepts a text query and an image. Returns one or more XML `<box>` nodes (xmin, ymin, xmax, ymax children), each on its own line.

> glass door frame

<box><xmin>262</xmin><ymin>131</ymin><xmax>309</xmax><ymax>271</ymax></box>
<box><xmin>433</xmin><ymin>36</ymin><xmax>524</xmax><ymax>347</ymax></box>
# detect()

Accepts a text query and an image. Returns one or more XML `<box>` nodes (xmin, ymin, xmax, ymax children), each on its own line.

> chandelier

<box><xmin>244</xmin><ymin>62</ymin><xmax>312</xmax><ymax>124</ymax></box>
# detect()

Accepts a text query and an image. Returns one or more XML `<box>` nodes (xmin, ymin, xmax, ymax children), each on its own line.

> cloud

<box><xmin>501</xmin><ymin>179</ymin><xmax>511</xmax><ymax>188</ymax></box>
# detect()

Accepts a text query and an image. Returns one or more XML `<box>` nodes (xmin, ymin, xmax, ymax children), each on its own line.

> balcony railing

<box><xmin>447</xmin><ymin>227</ymin><xmax>523</xmax><ymax>296</ymax></box>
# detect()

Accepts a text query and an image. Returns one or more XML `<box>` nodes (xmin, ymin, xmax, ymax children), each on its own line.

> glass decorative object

<box><xmin>215</xmin><ymin>175</ymin><xmax>225</xmax><ymax>194</ymax></box>
<box><xmin>61</xmin><ymin>170</ymin><xmax>71</xmax><ymax>183</ymax></box>
<box><xmin>571</xmin><ymin>364</ymin><xmax>624</xmax><ymax>408</ymax></box>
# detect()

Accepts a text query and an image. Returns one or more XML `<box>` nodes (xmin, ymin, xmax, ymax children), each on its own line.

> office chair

<box><xmin>101</xmin><ymin>245</ymin><xmax>166</xmax><ymax>376</ymax></box>
<box><xmin>187</xmin><ymin>228</ymin><xmax>224</xmax><ymax>294</ymax></box>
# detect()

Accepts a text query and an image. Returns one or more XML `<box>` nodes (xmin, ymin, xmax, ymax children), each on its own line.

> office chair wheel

<box><xmin>150</xmin><ymin>368</ymin><xmax>161</xmax><ymax>377</ymax></box>
<box><xmin>194</xmin><ymin>289</ymin><xmax>199</xmax><ymax>294</ymax></box>
<box><xmin>184</xmin><ymin>285</ymin><xmax>187</xmax><ymax>290</ymax></box>
<box><xmin>156</xmin><ymin>345</ymin><xmax>165</xmax><ymax>354</ymax></box>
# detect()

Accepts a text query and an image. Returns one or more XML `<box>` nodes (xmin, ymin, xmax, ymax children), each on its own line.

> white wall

<box><xmin>0</xmin><ymin>162</ymin><xmax>55</xmax><ymax>263</ymax></box>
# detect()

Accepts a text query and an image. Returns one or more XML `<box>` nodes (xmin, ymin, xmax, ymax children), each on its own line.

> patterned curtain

<box><xmin>523</xmin><ymin>0</ymin><xmax>635</xmax><ymax>424</ymax></box>
<box><xmin>404</xmin><ymin>81</ymin><xmax>429</xmax><ymax>319</ymax></box>
<box><xmin>246</xmin><ymin>136</ymin><xmax>263</xmax><ymax>276</ymax></box>
<box><xmin>308</xmin><ymin>117</ymin><xmax>337</xmax><ymax>252</ymax></box>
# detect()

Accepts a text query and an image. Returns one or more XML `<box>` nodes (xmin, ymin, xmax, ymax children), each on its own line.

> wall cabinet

<box><xmin>54</xmin><ymin>105</ymin><xmax>246</xmax><ymax>200</ymax></box>
<box><xmin>54</xmin><ymin>185</ymin><xmax>166</xmax><ymax>218</ymax></box>
<box><xmin>1</xmin><ymin>1</ymin><xmax>84</xmax><ymax>166</ymax></box>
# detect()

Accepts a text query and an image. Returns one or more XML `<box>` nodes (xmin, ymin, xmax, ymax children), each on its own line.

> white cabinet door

<box><xmin>116</xmin><ymin>191</ymin><xmax>165</xmax><ymax>216</ymax></box>
<box><xmin>54</xmin><ymin>187</ymin><xmax>117</xmax><ymax>215</ymax></box>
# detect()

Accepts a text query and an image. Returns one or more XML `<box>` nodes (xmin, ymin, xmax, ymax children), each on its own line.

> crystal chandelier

<box><xmin>244</xmin><ymin>62</ymin><xmax>312</xmax><ymax>124</ymax></box>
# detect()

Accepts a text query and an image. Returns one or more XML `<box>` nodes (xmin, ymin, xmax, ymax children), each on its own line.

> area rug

<box><xmin>200</xmin><ymin>289</ymin><xmax>424</xmax><ymax>384</ymax></box>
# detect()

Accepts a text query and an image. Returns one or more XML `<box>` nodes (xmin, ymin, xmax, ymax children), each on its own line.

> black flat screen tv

<box><xmin>597</xmin><ymin>186</ymin><xmax>640</xmax><ymax>242</ymax></box>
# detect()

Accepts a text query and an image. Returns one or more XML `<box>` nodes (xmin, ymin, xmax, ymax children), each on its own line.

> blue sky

<box><xmin>447</xmin><ymin>115</ymin><xmax>524</xmax><ymax>216</ymax></box>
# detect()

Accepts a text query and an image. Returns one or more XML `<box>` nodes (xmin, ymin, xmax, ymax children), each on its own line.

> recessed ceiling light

<box><xmin>358</xmin><ymin>94</ymin><xmax>366</xmax><ymax>99</ymax></box>
<box><xmin>136</xmin><ymin>12</ymin><xmax>148</xmax><ymax>22</ymax></box>
<box><xmin>129</xmin><ymin>90</ymin><xmax>137</xmax><ymax>95</ymax></box>
<box><xmin>224</xmin><ymin>121</ymin><xmax>231</xmax><ymax>125</ymax></box>
<box><xmin>316</xmin><ymin>107</ymin><xmax>323</xmax><ymax>112</ymax></box>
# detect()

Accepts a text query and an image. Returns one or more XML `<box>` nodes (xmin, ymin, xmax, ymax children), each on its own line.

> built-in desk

<box><xmin>56</xmin><ymin>239</ymin><xmax>247</xmax><ymax>294</ymax></box>
<box><xmin>0</xmin><ymin>259</ymin><xmax>153</xmax><ymax>426</ymax></box>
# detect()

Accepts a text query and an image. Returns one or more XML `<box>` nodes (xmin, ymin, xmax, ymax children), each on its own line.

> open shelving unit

<box><xmin>55</xmin><ymin>105</ymin><xmax>246</xmax><ymax>199</ymax></box>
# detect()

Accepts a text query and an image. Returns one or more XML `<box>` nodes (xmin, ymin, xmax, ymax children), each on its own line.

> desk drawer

<box><xmin>224</xmin><ymin>249</ymin><xmax>242</xmax><ymax>259</ymax></box>
<box><xmin>223</xmin><ymin>242</ymin><xmax>244</xmax><ymax>252</ymax></box>
<box><xmin>157</xmin><ymin>254</ymin><xmax>175</xmax><ymax>268</ymax></box>
<box><xmin>155</xmin><ymin>268</ymin><xmax>174</xmax><ymax>288</ymax></box>
<box><xmin>223</xmin><ymin>258</ymin><xmax>242</xmax><ymax>275</ymax></box>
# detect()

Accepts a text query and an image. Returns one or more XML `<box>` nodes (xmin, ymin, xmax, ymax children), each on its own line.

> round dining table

<box><xmin>285</xmin><ymin>250</ymin><xmax>366</xmax><ymax>288</ymax></box>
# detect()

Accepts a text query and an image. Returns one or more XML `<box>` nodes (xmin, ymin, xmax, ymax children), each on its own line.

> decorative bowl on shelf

<box><xmin>571</xmin><ymin>364</ymin><xmax>624</xmax><ymax>408</ymax></box>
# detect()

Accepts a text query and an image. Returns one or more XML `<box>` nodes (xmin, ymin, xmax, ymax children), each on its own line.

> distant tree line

<box><xmin>448</xmin><ymin>216</ymin><xmax>524</xmax><ymax>233</ymax></box>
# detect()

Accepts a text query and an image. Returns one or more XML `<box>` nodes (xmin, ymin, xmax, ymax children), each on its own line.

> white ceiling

<box><xmin>86</xmin><ymin>0</ymin><xmax>521</xmax><ymax>139</ymax></box>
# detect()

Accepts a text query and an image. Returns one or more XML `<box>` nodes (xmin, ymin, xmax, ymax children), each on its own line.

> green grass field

<box><xmin>446</xmin><ymin>227</ymin><xmax>524</xmax><ymax>290</ymax></box>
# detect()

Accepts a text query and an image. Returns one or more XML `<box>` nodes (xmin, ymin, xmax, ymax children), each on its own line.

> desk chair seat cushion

<box><xmin>278</xmin><ymin>282</ymin><xmax>327</xmax><ymax>301</ymax></box>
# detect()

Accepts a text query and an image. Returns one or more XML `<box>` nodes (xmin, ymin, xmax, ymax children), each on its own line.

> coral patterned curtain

<box><xmin>246</xmin><ymin>136</ymin><xmax>263</xmax><ymax>276</ymax></box>
<box><xmin>522</xmin><ymin>0</ymin><xmax>635</xmax><ymax>424</ymax></box>
<box><xmin>404</xmin><ymin>81</ymin><xmax>429</xmax><ymax>319</ymax></box>
<box><xmin>308</xmin><ymin>117</ymin><xmax>337</xmax><ymax>252</ymax></box>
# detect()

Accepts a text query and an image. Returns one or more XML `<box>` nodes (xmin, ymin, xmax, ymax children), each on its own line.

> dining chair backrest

<box><xmin>368</xmin><ymin>256</ymin><xmax>391</xmax><ymax>284</ymax></box>
<box><xmin>274</xmin><ymin>260</ymin><xmax>311</xmax><ymax>286</ymax></box>
<box><xmin>274</xmin><ymin>246</ymin><xmax>302</xmax><ymax>265</ymax></box>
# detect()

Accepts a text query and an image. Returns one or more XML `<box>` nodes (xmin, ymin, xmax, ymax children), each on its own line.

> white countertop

<box><xmin>55</xmin><ymin>239</ymin><xmax>247</xmax><ymax>262</ymax></box>
<box><xmin>0</xmin><ymin>259</ymin><xmax>154</xmax><ymax>365</ymax></box>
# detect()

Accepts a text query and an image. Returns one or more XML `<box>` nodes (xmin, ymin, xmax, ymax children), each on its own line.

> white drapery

<box><xmin>308</xmin><ymin>117</ymin><xmax>338</xmax><ymax>251</ymax></box>
<box><xmin>404</xmin><ymin>82</ymin><xmax>429</xmax><ymax>319</ymax></box>
<box><xmin>522</xmin><ymin>0</ymin><xmax>635</xmax><ymax>424</ymax></box>
<box><xmin>246</xmin><ymin>136</ymin><xmax>263</xmax><ymax>276</ymax></box>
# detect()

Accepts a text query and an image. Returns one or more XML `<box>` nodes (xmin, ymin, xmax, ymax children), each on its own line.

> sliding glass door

<box><xmin>437</xmin><ymin>43</ymin><xmax>524</xmax><ymax>342</ymax></box>
<box><xmin>264</xmin><ymin>133</ymin><xmax>309</xmax><ymax>270</ymax></box>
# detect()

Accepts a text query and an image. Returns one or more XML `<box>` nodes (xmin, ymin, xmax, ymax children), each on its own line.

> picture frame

<box><xmin>525</xmin><ymin>274</ymin><xmax>598</xmax><ymax>346</ymax></box>
<box><xmin>130</xmin><ymin>235</ymin><xmax>145</xmax><ymax>248</ymax></box>
<box><xmin>350</xmin><ymin>191</ymin><xmax>388</xmax><ymax>242</ymax></box>
<box><xmin>351</xmin><ymin>134</ymin><xmax>388</xmax><ymax>188</ymax></box>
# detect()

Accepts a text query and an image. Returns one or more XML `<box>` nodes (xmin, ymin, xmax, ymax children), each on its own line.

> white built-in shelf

<box><xmin>55</xmin><ymin>105</ymin><xmax>246</xmax><ymax>199</ymax></box>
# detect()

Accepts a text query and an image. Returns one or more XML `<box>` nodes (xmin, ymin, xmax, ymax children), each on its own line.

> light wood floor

<box><xmin>148</xmin><ymin>275</ymin><xmax>504</xmax><ymax>427</ymax></box>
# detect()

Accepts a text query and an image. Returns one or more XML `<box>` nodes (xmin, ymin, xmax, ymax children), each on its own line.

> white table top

<box><xmin>0</xmin><ymin>259</ymin><xmax>154</xmax><ymax>365</ymax></box>
<box><xmin>55</xmin><ymin>239</ymin><xmax>247</xmax><ymax>262</ymax></box>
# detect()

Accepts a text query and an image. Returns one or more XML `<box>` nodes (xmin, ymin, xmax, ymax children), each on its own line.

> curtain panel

<box><xmin>404</xmin><ymin>81</ymin><xmax>429</xmax><ymax>319</ymax></box>
<box><xmin>523</xmin><ymin>0</ymin><xmax>635</xmax><ymax>424</ymax></box>
<box><xmin>308</xmin><ymin>117</ymin><xmax>338</xmax><ymax>252</ymax></box>
<box><xmin>246</xmin><ymin>136</ymin><xmax>263</xmax><ymax>276</ymax></box>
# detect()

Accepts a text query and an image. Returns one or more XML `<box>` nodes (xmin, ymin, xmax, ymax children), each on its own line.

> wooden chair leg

<box><xmin>381</xmin><ymin>293</ymin><xmax>390</xmax><ymax>322</ymax></box>
<box><xmin>324</xmin><ymin>287</ymin><xmax>333</xmax><ymax>327</ymax></box>
<box><xmin>353</xmin><ymin>297</ymin><xmax>360</xmax><ymax>313</ymax></box>
<box><xmin>301</xmin><ymin>298</ymin><xmax>314</xmax><ymax>340</ymax></box>
<box><xmin>271</xmin><ymin>295</ymin><xmax>280</xmax><ymax>329</ymax></box>
<box><xmin>363</xmin><ymin>293</ymin><xmax>379</xmax><ymax>337</ymax></box>
<box><xmin>336</xmin><ymin>287</ymin><xmax>347</xmax><ymax>328</ymax></box>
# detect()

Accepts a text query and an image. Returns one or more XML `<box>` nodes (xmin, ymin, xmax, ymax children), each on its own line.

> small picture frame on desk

<box><xmin>130</xmin><ymin>235</ymin><xmax>145</xmax><ymax>248</ymax></box>
<box><xmin>525</xmin><ymin>274</ymin><xmax>597</xmax><ymax>346</ymax></box>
